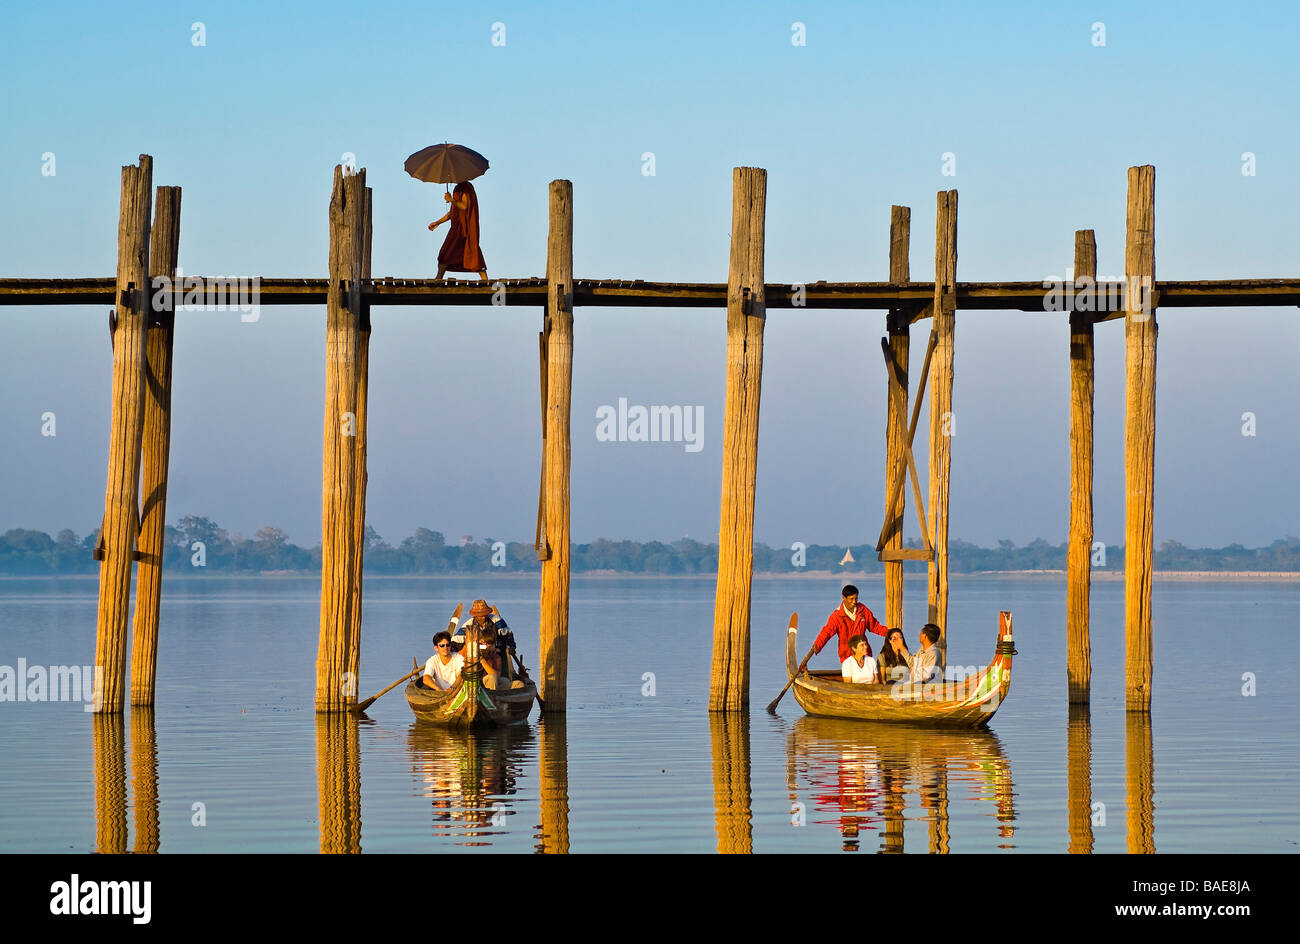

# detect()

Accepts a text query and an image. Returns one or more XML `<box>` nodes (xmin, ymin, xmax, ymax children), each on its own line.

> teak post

<box><xmin>346</xmin><ymin>185</ymin><xmax>373</xmax><ymax>703</ymax></box>
<box><xmin>1067</xmin><ymin>229</ymin><xmax>1097</xmax><ymax>705</ymax></box>
<box><xmin>927</xmin><ymin>190</ymin><xmax>957</xmax><ymax>655</ymax></box>
<box><xmin>709</xmin><ymin>166</ymin><xmax>766</xmax><ymax>712</ymax></box>
<box><xmin>1124</xmin><ymin>165</ymin><xmax>1157</xmax><ymax>712</ymax></box>
<box><xmin>93</xmin><ymin>154</ymin><xmax>153</xmax><ymax>713</ymax></box>
<box><xmin>539</xmin><ymin>180</ymin><xmax>574</xmax><ymax>713</ymax></box>
<box><xmin>883</xmin><ymin>205</ymin><xmax>911</xmax><ymax>630</ymax></box>
<box><xmin>316</xmin><ymin>165</ymin><xmax>365</xmax><ymax>712</ymax></box>
<box><xmin>130</xmin><ymin>184</ymin><xmax>181</xmax><ymax>706</ymax></box>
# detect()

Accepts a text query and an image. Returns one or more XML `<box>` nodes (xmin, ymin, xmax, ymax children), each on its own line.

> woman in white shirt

<box><xmin>841</xmin><ymin>634</ymin><xmax>878</xmax><ymax>684</ymax></box>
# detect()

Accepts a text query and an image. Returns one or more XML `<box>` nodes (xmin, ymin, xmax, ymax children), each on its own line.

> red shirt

<box><xmin>814</xmin><ymin>603</ymin><xmax>890</xmax><ymax>661</ymax></box>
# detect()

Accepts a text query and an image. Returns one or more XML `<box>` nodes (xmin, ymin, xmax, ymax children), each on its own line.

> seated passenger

<box><xmin>877</xmin><ymin>627</ymin><xmax>913</xmax><ymax>684</ymax></box>
<box><xmin>477</xmin><ymin>635</ymin><xmax>526</xmax><ymax>691</ymax></box>
<box><xmin>422</xmin><ymin>630</ymin><xmax>464</xmax><ymax>691</ymax></box>
<box><xmin>841</xmin><ymin>634</ymin><xmax>878</xmax><ymax>684</ymax></box>
<box><xmin>910</xmin><ymin>623</ymin><xmax>945</xmax><ymax>683</ymax></box>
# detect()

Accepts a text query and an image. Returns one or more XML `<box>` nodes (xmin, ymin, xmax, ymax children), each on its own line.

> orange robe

<box><xmin>438</xmin><ymin>181</ymin><xmax>486</xmax><ymax>272</ymax></box>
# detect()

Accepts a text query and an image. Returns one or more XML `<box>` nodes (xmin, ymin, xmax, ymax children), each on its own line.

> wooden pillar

<box><xmin>537</xmin><ymin>718</ymin><xmax>570</xmax><ymax>854</ymax></box>
<box><xmin>316</xmin><ymin>166</ymin><xmax>365</xmax><ymax>712</ymax></box>
<box><xmin>927</xmin><ymin>190</ymin><xmax>957</xmax><ymax>653</ymax></box>
<box><xmin>93</xmin><ymin>155</ymin><xmax>153</xmax><ymax>714</ymax></box>
<box><xmin>883</xmin><ymin>206</ymin><xmax>911</xmax><ymax>630</ymax></box>
<box><xmin>539</xmin><ymin>179</ymin><xmax>574</xmax><ymax>712</ymax></box>
<box><xmin>1067</xmin><ymin>230</ymin><xmax>1097</xmax><ymax>704</ymax></box>
<box><xmin>1123</xmin><ymin>165</ymin><xmax>1157</xmax><ymax>712</ymax></box>
<box><xmin>130</xmin><ymin>185</ymin><xmax>181</xmax><ymax>706</ymax></box>
<box><xmin>346</xmin><ymin>186</ymin><xmax>373</xmax><ymax>703</ymax></box>
<box><xmin>709</xmin><ymin>166</ymin><xmax>766</xmax><ymax>712</ymax></box>
<box><xmin>131</xmin><ymin>707</ymin><xmax>160</xmax><ymax>853</ymax></box>
<box><xmin>709</xmin><ymin>712</ymin><xmax>753</xmax><ymax>853</ymax></box>
<box><xmin>1066</xmin><ymin>704</ymin><xmax>1093</xmax><ymax>854</ymax></box>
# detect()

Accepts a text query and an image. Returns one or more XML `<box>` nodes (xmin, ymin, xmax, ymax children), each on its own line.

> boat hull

<box><xmin>785</xmin><ymin>612</ymin><xmax>1015</xmax><ymax>728</ymax></box>
<box><xmin>405</xmin><ymin>670</ymin><xmax>535</xmax><ymax>728</ymax></box>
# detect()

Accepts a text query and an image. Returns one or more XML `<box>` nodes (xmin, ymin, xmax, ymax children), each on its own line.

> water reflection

<box><xmin>536</xmin><ymin>718</ymin><xmax>570</xmax><ymax>854</ymax></box>
<box><xmin>710</xmin><ymin>713</ymin><xmax>752</xmax><ymax>854</ymax></box>
<box><xmin>406</xmin><ymin>722</ymin><xmax>532</xmax><ymax>847</ymax></box>
<box><xmin>1126</xmin><ymin>712</ymin><xmax>1155</xmax><ymax>854</ymax></box>
<box><xmin>786</xmin><ymin>717</ymin><xmax>1015</xmax><ymax>853</ymax></box>
<box><xmin>1067</xmin><ymin>705</ymin><xmax>1093</xmax><ymax>853</ymax></box>
<box><xmin>316</xmin><ymin>713</ymin><xmax>363</xmax><ymax>853</ymax></box>
<box><xmin>92</xmin><ymin>714</ymin><xmax>128</xmax><ymax>854</ymax></box>
<box><xmin>130</xmin><ymin>708</ymin><xmax>160</xmax><ymax>853</ymax></box>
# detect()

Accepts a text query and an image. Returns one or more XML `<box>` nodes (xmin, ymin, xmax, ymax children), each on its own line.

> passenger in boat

<box><xmin>452</xmin><ymin>600</ymin><xmax>517</xmax><ymax>664</ymax></box>
<box><xmin>841</xmin><ymin>634</ymin><xmax>878</xmax><ymax>684</ymax></box>
<box><xmin>812</xmin><ymin>584</ymin><xmax>890</xmax><ymax>663</ymax></box>
<box><xmin>422</xmin><ymin>631</ymin><xmax>465</xmax><ymax>691</ymax></box>
<box><xmin>877</xmin><ymin>627</ymin><xmax>913</xmax><ymax>684</ymax></box>
<box><xmin>454</xmin><ymin>600</ymin><xmax>526</xmax><ymax>691</ymax></box>
<box><xmin>910</xmin><ymin>623</ymin><xmax>945</xmax><ymax>683</ymax></box>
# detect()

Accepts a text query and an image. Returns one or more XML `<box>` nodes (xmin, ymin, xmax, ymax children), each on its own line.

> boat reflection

<box><xmin>316</xmin><ymin>712</ymin><xmax>363</xmax><ymax>854</ymax></box>
<box><xmin>406</xmin><ymin>722</ymin><xmax>533</xmax><ymax>847</ymax></box>
<box><xmin>786</xmin><ymin>716</ymin><xmax>1015</xmax><ymax>853</ymax></box>
<box><xmin>710</xmin><ymin>712</ymin><xmax>752</xmax><ymax>854</ymax></box>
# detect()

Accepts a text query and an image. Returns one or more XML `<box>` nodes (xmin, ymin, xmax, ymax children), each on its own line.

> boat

<box><xmin>404</xmin><ymin>664</ymin><xmax>536</xmax><ymax>728</ymax></box>
<box><xmin>783</xmin><ymin>610</ymin><xmax>1015</xmax><ymax>727</ymax></box>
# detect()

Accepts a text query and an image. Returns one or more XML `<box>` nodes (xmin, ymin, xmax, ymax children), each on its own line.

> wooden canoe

<box><xmin>405</xmin><ymin>664</ymin><xmax>536</xmax><ymax>728</ymax></box>
<box><xmin>784</xmin><ymin>610</ymin><xmax>1015</xmax><ymax>727</ymax></box>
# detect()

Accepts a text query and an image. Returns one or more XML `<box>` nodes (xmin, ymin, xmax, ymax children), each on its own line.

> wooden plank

<box><xmin>1124</xmin><ymin>165</ymin><xmax>1157</xmax><ymax>712</ymax></box>
<box><xmin>93</xmin><ymin>154</ymin><xmax>153</xmax><ymax>714</ymax></box>
<box><xmin>315</xmin><ymin>165</ymin><xmax>365</xmax><ymax>712</ymax></box>
<box><xmin>539</xmin><ymin>180</ymin><xmax>574</xmax><ymax>713</ymax></box>
<box><xmin>1067</xmin><ymin>229</ymin><xmax>1096</xmax><ymax>705</ymax></box>
<box><xmin>884</xmin><ymin>205</ymin><xmax>910</xmax><ymax>630</ymax></box>
<box><xmin>130</xmin><ymin>184</ymin><xmax>181</xmax><ymax>707</ymax></box>
<box><xmin>878</xmin><ymin>547</ymin><xmax>934</xmax><ymax>562</ymax></box>
<box><xmin>928</xmin><ymin>190</ymin><xmax>957</xmax><ymax>658</ymax></box>
<box><xmin>709</xmin><ymin>166</ymin><xmax>766</xmax><ymax>713</ymax></box>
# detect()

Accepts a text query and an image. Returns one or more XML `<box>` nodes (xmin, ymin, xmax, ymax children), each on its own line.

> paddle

<box><xmin>353</xmin><ymin>603</ymin><xmax>463</xmax><ymax>713</ymax></box>
<box><xmin>766</xmin><ymin>614</ymin><xmax>818</xmax><ymax>714</ymax></box>
<box><xmin>492</xmin><ymin>605</ymin><xmax>547</xmax><ymax>714</ymax></box>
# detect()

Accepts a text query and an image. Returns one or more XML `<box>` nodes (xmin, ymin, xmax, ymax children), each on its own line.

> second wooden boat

<box><xmin>784</xmin><ymin>610</ymin><xmax>1015</xmax><ymax>727</ymax></box>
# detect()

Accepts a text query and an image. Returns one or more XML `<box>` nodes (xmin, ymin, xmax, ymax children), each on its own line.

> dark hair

<box><xmin>847</xmin><ymin>633</ymin><xmax>867</xmax><ymax>652</ymax></box>
<box><xmin>433</xmin><ymin>630</ymin><xmax>452</xmax><ymax>646</ymax></box>
<box><xmin>878</xmin><ymin>628</ymin><xmax>909</xmax><ymax>670</ymax></box>
<box><xmin>842</xmin><ymin>584</ymin><xmax>859</xmax><ymax>598</ymax></box>
<box><xmin>920</xmin><ymin>623</ymin><xmax>941</xmax><ymax>645</ymax></box>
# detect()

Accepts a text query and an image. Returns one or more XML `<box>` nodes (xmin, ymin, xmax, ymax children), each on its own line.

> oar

<box><xmin>767</xmin><ymin>614</ymin><xmax>818</xmax><ymax>714</ymax></box>
<box><xmin>492</xmin><ymin>604</ymin><xmax>547</xmax><ymax>714</ymax></box>
<box><xmin>353</xmin><ymin>603</ymin><xmax>463</xmax><ymax>713</ymax></box>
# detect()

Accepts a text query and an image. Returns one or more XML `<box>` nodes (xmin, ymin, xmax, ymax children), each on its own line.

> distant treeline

<box><xmin>3</xmin><ymin>517</ymin><xmax>1299</xmax><ymax>575</ymax></box>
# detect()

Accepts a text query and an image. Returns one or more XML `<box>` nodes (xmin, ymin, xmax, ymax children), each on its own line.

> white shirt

<box><xmin>842</xmin><ymin>655</ymin><xmax>877</xmax><ymax>684</ymax></box>
<box><xmin>423</xmin><ymin>652</ymin><xmax>464</xmax><ymax>690</ymax></box>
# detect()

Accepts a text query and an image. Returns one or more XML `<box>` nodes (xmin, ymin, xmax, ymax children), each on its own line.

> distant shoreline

<box><xmin>4</xmin><ymin>570</ymin><xmax>1298</xmax><ymax>581</ymax></box>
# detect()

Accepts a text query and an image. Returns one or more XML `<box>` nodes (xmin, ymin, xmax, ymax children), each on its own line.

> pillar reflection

<box><xmin>709</xmin><ymin>712</ymin><xmax>753</xmax><ymax>854</ymax></box>
<box><xmin>1125</xmin><ymin>711</ymin><xmax>1155</xmax><ymax>854</ymax></box>
<box><xmin>316</xmin><ymin>712</ymin><xmax>362</xmax><ymax>854</ymax></box>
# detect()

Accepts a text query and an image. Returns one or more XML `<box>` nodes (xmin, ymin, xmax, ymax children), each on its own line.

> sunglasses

<box><xmin>436</xmin><ymin>643</ymin><xmax>450</xmax><ymax>649</ymax></box>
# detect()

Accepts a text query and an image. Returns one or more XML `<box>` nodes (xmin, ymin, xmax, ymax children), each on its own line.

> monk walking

<box><xmin>429</xmin><ymin>180</ymin><xmax>489</xmax><ymax>281</ymax></box>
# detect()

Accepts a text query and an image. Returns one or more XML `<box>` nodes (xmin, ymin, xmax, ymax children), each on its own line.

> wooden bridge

<box><xmin>7</xmin><ymin>155</ymin><xmax>1294</xmax><ymax>715</ymax></box>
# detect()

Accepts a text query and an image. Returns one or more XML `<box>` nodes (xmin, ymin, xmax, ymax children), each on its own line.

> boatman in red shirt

<box><xmin>813</xmin><ymin>584</ymin><xmax>891</xmax><ymax>662</ymax></box>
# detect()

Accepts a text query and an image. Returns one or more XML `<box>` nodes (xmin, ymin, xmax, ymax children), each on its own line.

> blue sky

<box><xmin>3</xmin><ymin>1</ymin><xmax>1298</xmax><ymax>549</ymax></box>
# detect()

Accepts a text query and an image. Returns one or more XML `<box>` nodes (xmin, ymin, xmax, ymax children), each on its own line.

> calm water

<box><xmin>0</xmin><ymin>574</ymin><xmax>1296</xmax><ymax>853</ymax></box>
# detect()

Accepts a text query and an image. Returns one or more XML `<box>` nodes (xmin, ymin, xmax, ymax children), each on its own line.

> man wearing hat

<box><xmin>452</xmin><ymin>599</ymin><xmax>521</xmax><ymax>690</ymax></box>
<box><xmin>812</xmin><ymin>584</ymin><xmax>891</xmax><ymax>664</ymax></box>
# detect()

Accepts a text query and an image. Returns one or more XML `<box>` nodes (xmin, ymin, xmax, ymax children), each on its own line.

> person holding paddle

<box><xmin>812</xmin><ymin>584</ymin><xmax>890</xmax><ymax>664</ymax></box>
